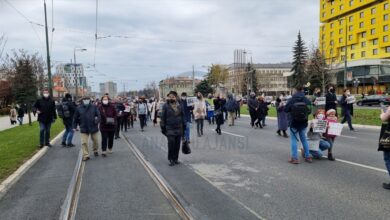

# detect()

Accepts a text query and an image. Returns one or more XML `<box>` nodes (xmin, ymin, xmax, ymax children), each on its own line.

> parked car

<box><xmin>356</xmin><ymin>95</ymin><xmax>390</xmax><ymax>106</ymax></box>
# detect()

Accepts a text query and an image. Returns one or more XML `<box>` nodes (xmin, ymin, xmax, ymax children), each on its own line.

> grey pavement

<box><xmin>0</xmin><ymin>114</ymin><xmax>37</xmax><ymax>132</ymax></box>
<box><xmin>127</xmin><ymin>117</ymin><xmax>390</xmax><ymax>220</ymax></box>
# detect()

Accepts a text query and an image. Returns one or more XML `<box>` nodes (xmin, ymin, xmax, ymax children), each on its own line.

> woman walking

<box><xmin>194</xmin><ymin>92</ymin><xmax>207</xmax><ymax>137</ymax></box>
<box><xmin>275</xmin><ymin>96</ymin><xmax>289</xmax><ymax>137</ymax></box>
<box><xmin>98</xmin><ymin>95</ymin><xmax>117</xmax><ymax>157</ymax></box>
<box><xmin>160</xmin><ymin>91</ymin><xmax>186</xmax><ymax>166</ymax></box>
<box><xmin>10</xmin><ymin>106</ymin><xmax>17</xmax><ymax>125</ymax></box>
<box><xmin>214</xmin><ymin>95</ymin><xmax>224</xmax><ymax>135</ymax></box>
<box><xmin>340</xmin><ymin>89</ymin><xmax>355</xmax><ymax>131</ymax></box>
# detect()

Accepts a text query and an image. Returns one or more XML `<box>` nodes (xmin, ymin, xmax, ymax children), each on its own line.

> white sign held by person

<box><xmin>186</xmin><ymin>97</ymin><xmax>197</xmax><ymax>106</ymax></box>
<box><xmin>313</xmin><ymin>119</ymin><xmax>327</xmax><ymax>133</ymax></box>
<box><xmin>315</xmin><ymin>97</ymin><xmax>326</xmax><ymax>106</ymax></box>
<box><xmin>328</xmin><ymin>122</ymin><xmax>343</xmax><ymax>136</ymax></box>
<box><xmin>346</xmin><ymin>96</ymin><xmax>356</xmax><ymax>104</ymax></box>
<box><xmin>265</xmin><ymin>96</ymin><xmax>273</xmax><ymax>103</ymax></box>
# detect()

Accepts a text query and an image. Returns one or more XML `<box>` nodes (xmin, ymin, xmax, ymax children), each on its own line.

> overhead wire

<box><xmin>4</xmin><ymin>0</ymin><xmax>46</xmax><ymax>51</ymax></box>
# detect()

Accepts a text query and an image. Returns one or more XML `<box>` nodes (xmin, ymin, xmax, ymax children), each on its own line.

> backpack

<box><xmin>290</xmin><ymin>98</ymin><xmax>309</xmax><ymax>124</ymax></box>
<box><xmin>138</xmin><ymin>103</ymin><xmax>147</xmax><ymax>115</ymax></box>
<box><xmin>57</xmin><ymin>102</ymin><xmax>71</xmax><ymax>119</ymax></box>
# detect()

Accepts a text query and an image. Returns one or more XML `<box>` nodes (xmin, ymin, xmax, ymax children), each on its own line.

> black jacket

<box><xmin>325</xmin><ymin>92</ymin><xmax>337</xmax><ymax>111</ymax></box>
<box><xmin>34</xmin><ymin>97</ymin><xmax>57</xmax><ymax>124</ymax></box>
<box><xmin>160</xmin><ymin>102</ymin><xmax>186</xmax><ymax>136</ymax></box>
<box><xmin>340</xmin><ymin>95</ymin><xmax>354</xmax><ymax>116</ymax></box>
<box><xmin>17</xmin><ymin>107</ymin><xmax>25</xmax><ymax>118</ymax></box>
<box><xmin>73</xmin><ymin>104</ymin><xmax>101</xmax><ymax>134</ymax></box>
<box><xmin>61</xmin><ymin>98</ymin><xmax>76</xmax><ymax>125</ymax></box>
<box><xmin>285</xmin><ymin>92</ymin><xmax>311</xmax><ymax>129</ymax></box>
<box><xmin>248</xmin><ymin>96</ymin><xmax>258</xmax><ymax>112</ymax></box>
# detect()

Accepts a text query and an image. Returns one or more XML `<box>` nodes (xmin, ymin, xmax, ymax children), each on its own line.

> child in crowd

<box><xmin>305</xmin><ymin>109</ymin><xmax>331</xmax><ymax>159</ymax></box>
<box><xmin>323</xmin><ymin>109</ymin><xmax>338</xmax><ymax>161</ymax></box>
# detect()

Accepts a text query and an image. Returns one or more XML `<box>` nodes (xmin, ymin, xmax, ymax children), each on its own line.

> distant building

<box><xmin>159</xmin><ymin>76</ymin><xmax>201</xmax><ymax>98</ymax></box>
<box><xmin>56</xmin><ymin>63</ymin><xmax>87</xmax><ymax>97</ymax></box>
<box><xmin>226</xmin><ymin>63</ymin><xmax>292</xmax><ymax>96</ymax></box>
<box><xmin>99</xmin><ymin>81</ymin><xmax>117</xmax><ymax>98</ymax></box>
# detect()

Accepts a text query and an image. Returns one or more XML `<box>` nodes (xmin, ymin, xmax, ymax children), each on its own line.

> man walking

<box><xmin>225</xmin><ymin>93</ymin><xmax>238</xmax><ymax>126</ymax></box>
<box><xmin>247</xmin><ymin>92</ymin><xmax>258</xmax><ymax>128</ymax></box>
<box><xmin>34</xmin><ymin>89</ymin><xmax>57</xmax><ymax>148</ymax></box>
<box><xmin>180</xmin><ymin>92</ymin><xmax>193</xmax><ymax>143</ymax></box>
<box><xmin>284</xmin><ymin>86</ymin><xmax>312</xmax><ymax>164</ymax></box>
<box><xmin>73</xmin><ymin>97</ymin><xmax>101</xmax><ymax>161</ymax></box>
<box><xmin>325</xmin><ymin>86</ymin><xmax>338</xmax><ymax>116</ymax></box>
<box><xmin>59</xmin><ymin>93</ymin><xmax>76</xmax><ymax>147</ymax></box>
<box><xmin>138</xmin><ymin>96</ymin><xmax>148</xmax><ymax>132</ymax></box>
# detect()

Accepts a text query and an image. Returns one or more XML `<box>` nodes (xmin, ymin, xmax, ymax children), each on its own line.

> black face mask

<box><xmin>169</xmin><ymin>99</ymin><xmax>176</xmax><ymax>104</ymax></box>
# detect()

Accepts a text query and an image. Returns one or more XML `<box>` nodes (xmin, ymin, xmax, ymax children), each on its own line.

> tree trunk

<box><xmin>28</xmin><ymin>103</ymin><xmax>32</xmax><ymax>126</ymax></box>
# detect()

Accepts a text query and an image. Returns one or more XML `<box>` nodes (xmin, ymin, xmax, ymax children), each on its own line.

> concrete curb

<box><xmin>0</xmin><ymin>130</ymin><xmax>65</xmax><ymax>200</ymax></box>
<box><xmin>240</xmin><ymin>114</ymin><xmax>381</xmax><ymax>130</ymax></box>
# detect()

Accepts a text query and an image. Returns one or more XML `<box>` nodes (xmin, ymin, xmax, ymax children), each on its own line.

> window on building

<box><xmin>341</xmin><ymin>55</ymin><xmax>346</xmax><ymax>61</ymax></box>
<box><xmin>385</xmin><ymin>14</ymin><xmax>389</xmax><ymax>21</ymax></box>
<box><xmin>339</xmin><ymin>38</ymin><xmax>343</xmax><ymax>43</ymax></box>
<box><xmin>330</xmin><ymin>31</ymin><xmax>334</xmax><ymax>37</ymax></box>
<box><xmin>330</xmin><ymin>40</ymin><xmax>334</xmax><ymax>45</ymax></box>
<box><xmin>385</xmin><ymin>3</ymin><xmax>389</xmax><ymax>10</ymax></box>
<box><xmin>330</xmin><ymin>23</ymin><xmax>334</xmax><ymax>28</ymax></box>
<box><xmin>386</xmin><ymin>47</ymin><xmax>390</xmax><ymax>53</ymax></box>
<box><xmin>384</xmin><ymin>35</ymin><xmax>389</xmax><ymax>42</ymax></box>
<box><xmin>339</xmin><ymin>29</ymin><xmax>343</xmax><ymax>34</ymax></box>
<box><xmin>351</xmin><ymin>53</ymin><xmax>355</xmax><ymax>59</ymax></box>
<box><xmin>360</xmin><ymin>11</ymin><xmax>364</xmax><ymax>18</ymax></box>
<box><xmin>361</xmin><ymin>31</ymin><xmax>366</xmax><ymax>38</ymax></box>
<box><xmin>371</xmin><ymin>18</ymin><xmax>376</xmax><ymax>24</ymax></box>
<box><xmin>349</xmin><ymin>25</ymin><xmax>353</xmax><ymax>31</ymax></box>
<box><xmin>361</xmin><ymin>51</ymin><xmax>366</xmax><ymax>57</ymax></box>
<box><xmin>323</xmin><ymin>12</ymin><xmax>326</xmax><ymax>17</ymax></box>
<box><xmin>351</xmin><ymin>44</ymin><xmax>356</xmax><ymax>50</ymax></box>
<box><xmin>360</xmin><ymin>22</ymin><xmax>364</xmax><ymax>28</ymax></box>
<box><xmin>372</xmin><ymin>7</ymin><xmax>377</xmax><ymax>14</ymax></box>
<box><xmin>373</xmin><ymin>39</ymin><xmax>379</xmax><ymax>45</ymax></box>
<box><xmin>341</xmin><ymin>46</ymin><xmax>346</xmax><ymax>52</ymax></box>
<box><xmin>361</xmin><ymin>41</ymin><xmax>366</xmax><ymax>47</ymax></box>
<box><xmin>371</xmin><ymin>28</ymin><xmax>376</xmax><ymax>35</ymax></box>
<box><xmin>349</xmin><ymin>35</ymin><xmax>353</xmax><ymax>40</ymax></box>
<box><xmin>340</xmin><ymin>4</ymin><xmax>344</xmax><ymax>10</ymax></box>
<box><xmin>349</xmin><ymin>0</ymin><xmax>354</xmax><ymax>6</ymax></box>
<box><xmin>331</xmin><ymin>8</ymin><xmax>335</xmax><ymax>14</ymax></box>
<box><xmin>384</xmin><ymin>25</ymin><xmax>389</xmax><ymax>32</ymax></box>
<box><xmin>373</xmin><ymin>48</ymin><xmax>379</xmax><ymax>55</ymax></box>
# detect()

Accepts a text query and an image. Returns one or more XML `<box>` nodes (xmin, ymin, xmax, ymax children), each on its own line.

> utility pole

<box><xmin>44</xmin><ymin>0</ymin><xmax>52</xmax><ymax>97</ymax></box>
<box><xmin>74</xmin><ymin>50</ymin><xmax>78</xmax><ymax>100</ymax></box>
<box><xmin>344</xmin><ymin>17</ymin><xmax>348</xmax><ymax>89</ymax></box>
<box><xmin>192</xmin><ymin>65</ymin><xmax>195</xmax><ymax>95</ymax></box>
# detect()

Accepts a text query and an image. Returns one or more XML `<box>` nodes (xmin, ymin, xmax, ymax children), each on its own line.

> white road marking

<box><xmin>340</xmin><ymin>135</ymin><xmax>357</xmax><ymax>139</ymax></box>
<box><xmin>209</xmin><ymin>129</ymin><xmax>245</xmax><ymax>138</ymax></box>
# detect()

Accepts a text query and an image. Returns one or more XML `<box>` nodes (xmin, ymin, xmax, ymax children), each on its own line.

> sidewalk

<box><xmin>0</xmin><ymin>114</ymin><xmax>37</xmax><ymax>132</ymax></box>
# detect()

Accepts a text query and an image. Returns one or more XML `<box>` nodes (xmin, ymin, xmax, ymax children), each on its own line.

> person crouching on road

<box><xmin>73</xmin><ymin>97</ymin><xmax>101</xmax><ymax>161</ymax></box>
<box><xmin>34</xmin><ymin>89</ymin><xmax>57</xmax><ymax>148</ymax></box>
<box><xmin>98</xmin><ymin>95</ymin><xmax>117</xmax><ymax>157</ymax></box>
<box><xmin>284</xmin><ymin>86</ymin><xmax>312</xmax><ymax>164</ymax></box>
<box><xmin>160</xmin><ymin>91</ymin><xmax>186</xmax><ymax>166</ymax></box>
<box><xmin>323</xmin><ymin>109</ymin><xmax>338</xmax><ymax>161</ymax></box>
<box><xmin>194</xmin><ymin>92</ymin><xmax>206</xmax><ymax>137</ymax></box>
<box><xmin>306</xmin><ymin>109</ymin><xmax>331</xmax><ymax>159</ymax></box>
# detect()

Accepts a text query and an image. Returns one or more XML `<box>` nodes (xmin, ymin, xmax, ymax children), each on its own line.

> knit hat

<box><xmin>326</xmin><ymin>109</ymin><xmax>336</xmax><ymax>115</ymax></box>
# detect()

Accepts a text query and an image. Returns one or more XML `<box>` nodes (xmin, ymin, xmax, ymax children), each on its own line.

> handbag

<box><xmin>182</xmin><ymin>140</ymin><xmax>191</xmax><ymax>154</ymax></box>
<box><xmin>379</xmin><ymin>122</ymin><xmax>390</xmax><ymax>151</ymax></box>
<box><xmin>102</xmin><ymin>107</ymin><xmax>115</xmax><ymax>125</ymax></box>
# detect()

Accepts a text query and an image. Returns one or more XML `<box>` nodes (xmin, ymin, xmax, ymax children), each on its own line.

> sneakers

<box><xmin>108</xmin><ymin>148</ymin><xmax>113</xmax><ymax>154</ymax></box>
<box><xmin>102</xmin><ymin>152</ymin><xmax>107</xmax><ymax>157</ymax></box>
<box><xmin>94</xmin><ymin>152</ymin><xmax>99</xmax><ymax>157</ymax></box>
<box><xmin>383</xmin><ymin>183</ymin><xmax>390</xmax><ymax>190</ymax></box>
<box><xmin>61</xmin><ymin>142</ymin><xmax>67</xmax><ymax>147</ymax></box>
<box><xmin>304</xmin><ymin>157</ymin><xmax>313</xmax><ymax>163</ymax></box>
<box><xmin>67</xmin><ymin>144</ymin><xmax>75</xmax><ymax>148</ymax></box>
<box><xmin>288</xmin><ymin>158</ymin><xmax>299</xmax><ymax>164</ymax></box>
<box><xmin>169</xmin><ymin>160</ymin><xmax>175</xmax><ymax>166</ymax></box>
<box><xmin>83</xmin><ymin>157</ymin><xmax>90</xmax><ymax>161</ymax></box>
<box><xmin>277</xmin><ymin>130</ymin><xmax>282</xmax><ymax>136</ymax></box>
<box><xmin>328</xmin><ymin>153</ymin><xmax>336</xmax><ymax>161</ymax></box>
<box><xmin>174</xmin><ymin>160</ymin><xmax>180</xmax><ymax>165</ymax></box>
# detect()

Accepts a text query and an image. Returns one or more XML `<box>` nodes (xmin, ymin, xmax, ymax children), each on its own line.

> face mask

<box><xmin>346</xmin><ymin>92</ymin><xmax>350</xmax><ymax>96</ymax></box>
<box><xmin>83</xmin><ymin>100</ymin><xmax>90</xmax><ymax>105</ymax></box>
<box><xmin>316</xmin><ymin>113</ymin><xmax>325</xmax><ymax>120</ymax></box>
<box><xmin>102</xmin><ymin>100</ymin><xmax>109</xmax><ymax>105</ymax></box>
<box><xmin>329</xmin><ymin>88</ymin><xmax>334</xmax><ymax>93</ymax></box>
<box><xmin>181</xmin><ymin>97</ymin><xmax>186</xmax><ymax>100</ymax></box>
<box><xmin>169</xmin><ymin>99</ymin><xmax>176</xmax><ymax>103</ymax></box>
<box><xmin>43</xmin><ymin>93</ymin><xmax>49</xmax><ymax>98</ymax></box>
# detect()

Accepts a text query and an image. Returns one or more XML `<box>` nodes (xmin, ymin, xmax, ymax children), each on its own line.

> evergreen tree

<box><xmin>306</xmin><ymin>47</ymin><xmax>334</xmax><ymax>94</ymax></box>
<box><xmin>289</xmin><ymin>31</ymin><xmax>308</xmax><ymax>88</ymax></box>
<box><xmin>195</xmin><ymin>79</ymin><xmax>213</xmax><ymax>96</ymax></box>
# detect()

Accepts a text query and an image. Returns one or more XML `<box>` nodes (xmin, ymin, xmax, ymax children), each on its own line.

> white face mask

<box><xmin>102</xmin><ymin>100</ymin><xmax>109</xmax><ymax>105</ymax></box>
<box><xmin>181</xmin><ymin>97</ymin><xmax>186</xmax><ymax>100</ymax></box>
<box><xmin>83</xmin><ymin>100</ymin><xmax>90</xmax><ymax>105</ymax></box>
<box><xmin>346</xmin><ymin>92</ymin><xmax>350</xmax><ymax>96</ymax></box>
<box><xmin>43</xmin><ymin>93</ymin><xmax>49</xmax><ymax>98</ymax></box>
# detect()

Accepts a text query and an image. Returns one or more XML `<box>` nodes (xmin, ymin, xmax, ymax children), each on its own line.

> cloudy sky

<box><xmin>0</xmin><ymin>0</ymin><xmax>319</xmax><ymax>92</ymax></box>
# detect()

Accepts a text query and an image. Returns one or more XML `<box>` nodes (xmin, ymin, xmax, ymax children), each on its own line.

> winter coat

<box><xmin>276</xmin><ymin>101</ymin><xmax>289</xmax><ymax>130</ymax></box>
<box><xmin>256</xmin><ymin>101</ymin><xmax>268</xmax><ymax>119</ymax></box>
<box><xmin>34</xmin><ymin>97</ymin><xmax>57</xmax><ymax>124</ymax></box>
<box><xmin>340</xmin><ymin>95</ymin><xmax>354</xmax><ymax>116</ymax></box>
<box><xmin>193</xmin><ymin>99</ymin><xmax>207</xmax><ymax>120</ymax></box>
<box><xmin>213</xmin><ymin>98</ymin><xmax>225</xmax><ymax>125</ymax></box>
<box><xmin>73</xmin><ymin>104</ymin><xmax>101</xmax><ymax>134</ymax></box>
<box><xmin>180</xmin><ymin>99</ymin><xmax>193</xmax><ymax>123</ymax></box>
<box><xmin>325</xmin><ymin>92</ymin><xmax>338</xmax><ymax>112</ymax></box>
<box><xmin>98</xmin><ymin>103</ymin><xmax>117</xmax><ymax>132</ymax></box>
<box><xmin>10</xmin><ymin>108</ymin><xmax>17</xmax><ymax>121</ymax></box>
<box><xmin>248</xmin><ymin>96</ymin><xmax>258</xmax><ymax>112</ymax></box>
<box><xmin>160</xmin><ymin>102</ymin><xmax>186</xmax><ymax>136</ymax></box>
<box><xmin>116</xmin><ymin>103</ymin><xmax>126</xmax><ymax>118</ymax></box>
<box><xmin>284</xmin><ymin>91</ymin><xmax>311</xmax><ymax>130</ymax></box>
<box><xmin>225</xmin><ymin>95</ymin><xmax>238</xmax><ymax>112</ymax></box>
<box><xmin>17</xmin><ymin>107</ymin><xmax>25</xmax><ymax>118</ymax></box>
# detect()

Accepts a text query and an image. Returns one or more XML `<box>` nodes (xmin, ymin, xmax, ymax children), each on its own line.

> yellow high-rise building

<box><xmin>320</xmin><ymin>0</ymin><xmax>390</xmax><ymax>94</ymax></box>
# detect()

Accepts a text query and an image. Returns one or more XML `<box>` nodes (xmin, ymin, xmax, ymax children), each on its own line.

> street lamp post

<box><xmin>73</xmin><ymin>48</ymin><xmax>87</xmax><ymax>100</ymax></box>
<box><xmin>339</xmin><ymin>17</ymin><xmax>348</xmax><ymax>89</ymax></box>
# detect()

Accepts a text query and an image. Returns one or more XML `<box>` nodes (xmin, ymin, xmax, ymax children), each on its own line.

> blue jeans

<box><xmin>62</xmin><ymin>124</ymin><xmax>74</xmax><ymax>145</ymax></box>
<box><xmin>290</xmin><ymin>127</ymin><xmax>310</xmax><ymax>159</ymax></box>
<box><xmin>17</xmin><ymin>117</ymin><xmax>23</xmax><ymax>125</ymax></box>
<box><xmin>384</xmin><ymin>151</ymin><xmax>390</xmax><ymax>177</ymax></box>
<box><xmin>185</xmin><ymin>122</ymin><xmax>191</xmax><ymax>141</ymax></box>
<box><xmin>310</xmin><ymin>139</ymin><xmax>331</xmax><ymax>158</ymax></box>
<box><xmin>39</xmin><ymin>122</ymin><xmax>52</xmax><ymax>146</ymax></box>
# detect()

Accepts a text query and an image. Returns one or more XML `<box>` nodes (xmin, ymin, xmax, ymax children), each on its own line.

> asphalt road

<box><xmin>1</xmin><ymin>116</ymin><xmax>389</xmax><ymax>220</ymax></box>
<box><xmin>125</xmin><ymin>116</ymin><xmax>390</xmax><ymax>220</ymax></box>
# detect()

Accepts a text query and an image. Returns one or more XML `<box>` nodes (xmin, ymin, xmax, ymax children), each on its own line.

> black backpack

<box><xmin>290</xmin><ymin>98</ymin><xmax>309</xmax><ymax>124</ymax></box>
<box><xmin>57</xmin><ymin>102</ymin><xmax>71</xmax><ymax>119</ymax></box>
